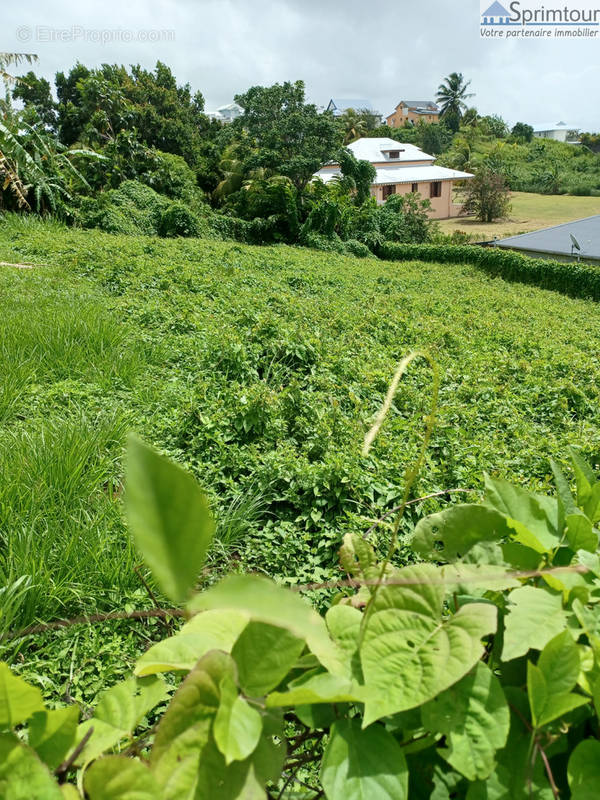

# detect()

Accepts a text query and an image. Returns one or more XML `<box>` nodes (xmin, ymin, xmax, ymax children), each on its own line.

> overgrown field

<box><xmin>2</xmin><ymin>215</ymin><xmax>600</xmax><ymax>695</ymax></box>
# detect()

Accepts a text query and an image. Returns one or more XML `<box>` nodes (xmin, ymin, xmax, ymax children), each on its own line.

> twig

<box><xmin>363</xmin><ymin>488</ymin><xmax>474</xmax><ymax>538</ymax></box>
<box><xmin>55</xmin><ymin>726</ymin><xmax>94</xmax><ymax>781</ymax></box>
<box><xmin>134</xmin><ymin>564</ymin><xmax>172</xmax><ymax>635</ymax></box>
<box><xmin>3</xmin><ymin>608</ymin><xmax>185</xmax><ymax>642</ymax></box>
<box><xmin>536</xmin><ymin>741</ymin><xmax>560</xmax><ymax>800</ymax></box>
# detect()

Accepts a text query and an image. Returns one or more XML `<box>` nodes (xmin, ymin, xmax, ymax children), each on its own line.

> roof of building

<box><xmin>398</xmin><ymin>100</ymin><xmax>439</xmax><ymax>111</ymax></box>
<box><xmin>327</xmin><ymin>98</ymin><xmax>373</xmax><ymax>115</ymax></box>
<box><xmin>495</xmin><ymin>215</ymin><xmax>600</xmax><ymax>261</ymax></box>
<box><xmin>315</xmin><ymin>163</ymin><xmax>473</xmax><ymax>186</ymax></box>
<box><xmin>217</xmin><ymin>102</ymin><xmax>243</xmax><ymax>113</ymax></box>
<box><xmin>532</xmin><ymin>121</ymin><xmax>580</xmax><ymax>132</ymax></box>
<box><xmin>345</xmin><ymin>137</ymin><xmax>435</xmax><ymax>163</ymax></box>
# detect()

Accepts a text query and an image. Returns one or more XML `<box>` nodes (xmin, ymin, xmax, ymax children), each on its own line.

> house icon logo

<box><xmin>481</xmin><ymin>1</ymin><xmax>513</xmax><ymax>25</ymax></box>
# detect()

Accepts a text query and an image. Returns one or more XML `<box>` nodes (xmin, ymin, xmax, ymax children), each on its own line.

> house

<box><xmin>481</xmin><ymin>1</ymin><xmax>512</xmax><ymax>25</ymax></box>
<box><xmin>313</xmin><ymin>137</ymin><xmax>473</xmax><ymax>219</ymax></box>
<box><xmin>326</xmin><ymin>99</ymin><xmax>376</xmax><ymax>117</ymax></box>
<box><xmin>494</xmin><ymin>216</ymin><xmax>600</xmax><ymax>263</ymax></box>
<box><xmin>386</xmin><ymin>101</ymin><xmax>440</xmax><ymax>128</ymax></box>
<box><xmin>532</xmin><ymin>121</ymin><xmax>580</xmax><ymax>143</ymax></box>
<box><xmin>205</xmin><ymin>102</ymin><xmax>243</xmax><ymax>124</ymax></box>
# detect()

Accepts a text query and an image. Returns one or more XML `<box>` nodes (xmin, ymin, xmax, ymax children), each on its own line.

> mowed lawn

<box><xmin>439</xmin><ymin>191</ymin><xmax>600</xmax><ymax>240</ymax></box>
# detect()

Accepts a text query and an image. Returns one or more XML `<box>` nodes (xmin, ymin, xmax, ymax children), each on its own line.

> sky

<box><xmin>2</xmin><ymin>0</ymin><xmax>599</xmax><ymax>131</ymax></box>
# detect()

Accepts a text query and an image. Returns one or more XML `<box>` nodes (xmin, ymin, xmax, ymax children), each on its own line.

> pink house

<box><xmin>313</xmin><ymin>137</ymin><xmax>473</xmax><ymax>219</ymax></box>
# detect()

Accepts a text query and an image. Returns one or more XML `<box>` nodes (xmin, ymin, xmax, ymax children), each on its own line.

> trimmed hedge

<box><xmin>378</xmin><ymin>242</ymin><xmax>600</xmax><ymax>302</ymax></box>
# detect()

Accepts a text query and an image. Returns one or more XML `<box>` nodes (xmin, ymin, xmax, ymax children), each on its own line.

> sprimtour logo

<box><xmin>480</xmin><ymin>0</ymin><xmax>600</xmax><ymax>37</ymax></box>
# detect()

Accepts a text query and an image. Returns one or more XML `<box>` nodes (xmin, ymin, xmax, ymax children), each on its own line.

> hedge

<box><xmin>378</xmin><ymin>242</ymin><xmax>600</xmax><ymax>302</ymax></box>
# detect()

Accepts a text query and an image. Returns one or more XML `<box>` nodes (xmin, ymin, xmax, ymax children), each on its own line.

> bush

<box><xmin>379</xmin><ymin>241</ymin><xmax>600</xmax><ymax>301</ymax></box>
<box><xmin>78</xmin><ymin>180</ymin><xmax>167</xmax><ymax>236</ymax></box>
<box><xmin>344</xmin><ymin>238</ymin><xmax>371</xmax><ymax>258</ymax></box>
<box><xmin>158</xmin><ymin>202</ymin><xmax>204</xmax><ymax>238</ymax></box>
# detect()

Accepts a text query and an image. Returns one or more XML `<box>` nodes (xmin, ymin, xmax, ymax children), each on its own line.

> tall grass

<box><xmin>0</xmin><ymin>267</ymin><xmax>146</xmax><ymax>632</ymax></box>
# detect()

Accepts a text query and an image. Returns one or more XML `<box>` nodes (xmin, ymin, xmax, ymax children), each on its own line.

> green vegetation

<box><xmin>439</xmin><ymin>190</ymin><xmax>600</xmax><ymax>240</ymax></box>
<box><xmin>2</xmin><ymin>217</ymin><xmax>600</xmax><ymax>637</ymax></box>
<box><xmin>3</xmin><ymin>432</ymin><xmax>600</xmax><ymax>798</ymax></box>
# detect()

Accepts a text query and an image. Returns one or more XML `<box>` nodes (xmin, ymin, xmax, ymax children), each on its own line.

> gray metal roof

<box><xmin>495</xmin><ymin>215</ymin><xmax>600</xmax><ymax>261</ymax></box>
<box><xmin>399</xmin><ymin>100</ymin><xmax>439</xmax><ymax>111</ymax></box>
<box><xmin>327</xmin><ymin>98</ymin><xmax>374</xmax><ymax>115</ymax></box>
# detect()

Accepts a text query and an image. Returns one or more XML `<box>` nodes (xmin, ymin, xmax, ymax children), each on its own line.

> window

<box><xmin>430</xmin><ymin>181</ymin><xmax>442</xmax><ymax>198</ymax></box>
<box><xmin>411</xmin><ymin>183</ymin><xmax>418</xmax><ymax>193</ymax></box>
<box><xmin>388</xmin><ymin>150</ymin><xmax>400</xmax><ymax>159</ymax></box>
<box><xmin>382</xmin><ymin>185</ymin><xmax>396</xmax><ymax>200</ymax></box>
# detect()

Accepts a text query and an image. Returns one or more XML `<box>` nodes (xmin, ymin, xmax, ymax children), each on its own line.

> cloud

<box><xmin>3</xmin><ymin>0</ymin><xmax>598</xmax><ymax>130</ymax></box>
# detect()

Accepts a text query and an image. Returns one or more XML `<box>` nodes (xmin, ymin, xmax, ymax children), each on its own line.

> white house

<box><xmin>206</xmin><ymin>102</ymin><xmax>244</xmax><ymax>124</ymax></box>
<box><xmin>313</xmin><ymin>137</ymin><xmax>473</xmax><ymax>219</ymax></box>
<box><xmin>532</xmin><ymin>122</ymin><xmax>580</xmax><ymax>143</ymax></box>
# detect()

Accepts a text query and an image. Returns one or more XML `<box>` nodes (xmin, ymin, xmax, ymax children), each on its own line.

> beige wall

<box><xmin>386</xmin><ymin>105</ymin><xmax>439</xmax><ymax>127</ymax></box>
<box><xmin>370</xmin><ymin>180</ymin><xmax>456</xmax><ymax>219</ymax></box>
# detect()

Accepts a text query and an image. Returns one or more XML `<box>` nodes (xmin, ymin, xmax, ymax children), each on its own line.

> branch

<box><xmin>55</xmin><ymin>726</ymin><xmax>93</xmax><ymax>781</ymax></box>
<box><xmin>3</xmin><ymin>608</ymin><xmax>185</xmax><ymax>642</ymax></box>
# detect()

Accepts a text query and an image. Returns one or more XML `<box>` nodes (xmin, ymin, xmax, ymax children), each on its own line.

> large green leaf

<box><xmin>231</xmin><ymin>621</ymin><xmax>305</xmax><ymax>697</ymax></box>
<box><xmin>74</xmin><ymin>675</ymin><xmax>168</xmax><ymax>766</ymax></box>
<box><xmin>502</xmin><ymin>586</ymin><xmax>568</xmax><ymax>661</ymax></box>
<box><xmin>28</xmin><ymin>706</ymin><xmax>79</xmax><ymax>770</ymax></box>
<box><xmin>527</xmin><ymin>635</ymin><xmax>588</xmax><ymax>729</ymax></box>
<box><xmin>320</xmin><ymin>718</ymin><xmax>408</xmax><ymax>800</ymax></box>
<box><xmin>267</xmin><ymin>671</ymin><xmax>361</xmax><ymax>708</ymax></box>
<box><xmin>188</xmin><ymin>574</ymin><xmax>344</xmax><ymax>675</ymax></box>
<box><xmin>325</xmin><ymin>605</ymin><xmax>362</xmax><ymax>680</ymax></box>
<box><xmin>484</xmin><ymin>475</ymin><xmax>560</xmax><ymax>553</ymax></box>
<box><xmin>125</xmin><ymin>435</ymin><xmax>215</xmax><ymax>604</ymax></box>
<box><xmin>565</xmin><ymin>513</ymin><xmax>598</xmax><ymax>553</ymax></box>
<box><xmin>84</xmin><ymin>757</ymin><xmax>161</xmax><ymax>800</ymax></box>
<box><xmin>412</xmin><ymin>505</ymin><xmax>512</xmax><ymax>562</ymax></box>
<box><xmin>135</xmin><ymin>610</ymin><xmax>249</xmax><ymax>676</ymax></box>
<box><xmin>361</xmin><ymin>600</ymin><xmax>496</xmax><ymax>726</ymax></box>
<box><xmin>569</xmin><ymin>447</ymin><xmax>596</xmax><ymax>507</ymax></box>
<box><xmin>568</xmin><ymin>740</ymin><xmax>600</xmax><ymax>800</ymax></box>
<box><xmin>0</xmin><ymin>662</ymin><xmax>44</xmax><ymax>729</ymax></box>
<box><xmin>465</xmin><ymin>688</ymin><xmax>553</xmax><ymax>800</ymax></box>
<box><xmin>214</xmin><ymin>673</ymin><xmax>263</xmax><ymax>764</ymax></box>
<box><xmin>0</xmin><ymin>733</ymin><xmax>63</xmax><ymax>800</ymax></box>
<box><xmin>194</xmin><ymin>735</ymin><xmax>265</xmax><ymax>800</ymax></box>
<box><xmin>421</xmin><ymin>662</ymin><xmax>509</xmax><ymax>781</ymax></box>
<box><xmin>150</xmin><ymin>651</ymin><xmax>230</xmax><ymax>800</ymax></box>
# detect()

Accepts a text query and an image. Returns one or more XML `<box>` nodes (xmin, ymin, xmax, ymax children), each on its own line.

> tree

<box><xmin>436</xmin><ymin>72</ymin><xmax>474</xmax><ymax>132</ymax></box>
<box><xmin>12</xmin><ymin>71</ymin><xmax>58</xmax><ymax>130</ymax></box>
<box><xmin>0</xmin><ymin>52</ymin><xmax>37</xmax><ymax>87</ymax></box>
<box><xmin>338</xmin><ymin>108</ymin><xmax>368</xmax><ymax>144</ymax></box>
<box><xmin>233</xmin><ymin>81</ymin><xmax>342</xmax><ymax>192</ymax></box>
<box><xmin>511</xmin><ymin>121</ymin><xmax>534</xmax><ymax>143</ymax></box>
<box><xmin>461</xmin><ymin>168</ymin><xmax>511</xmax><ymax>222</ymax></box>
<box><xmin>478</xmin><ymin>114</ymin><xmax>509</xmax><ymax>138</ymax></box>
<box><xmin>337</xmin><ymin>148</ymin><xmax>376</xmax><ymax>205</ymax></box>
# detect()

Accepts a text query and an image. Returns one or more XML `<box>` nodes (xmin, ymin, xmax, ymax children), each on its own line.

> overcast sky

<box><xmin>3</xmin><ymin>0</ymin><xmax>599</xmax><ymax>131</ymax></box>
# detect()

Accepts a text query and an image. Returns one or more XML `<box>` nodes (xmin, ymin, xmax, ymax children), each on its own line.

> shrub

<box><xmin>461</xmin><ymin>169</ymin><xmax>511</xmax><ymax>222</ymax></box>
<box><xmin>78</xmin><ymin>180</ymin><xmax>167</xmax><ymax>236</ymax></box>
<box><xmin>379</xmin><ymin>241</ymin><xmax>600</xmax><ymax>301</ymax></box>
<box><xmin>344</xmin><ymin>238</ymin><xmax>371</xmax><ymax>258</ymax></box>
<box><xmin>158</xmin><ymin>202</ymin><xmax>204</xmax><ymax>238</ymax></box>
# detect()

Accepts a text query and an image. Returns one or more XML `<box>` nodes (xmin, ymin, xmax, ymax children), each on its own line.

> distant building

<box><xmin>313</xmin><ymin>137</ymin><xmax>472</xmax><ymax>219</ymax></box>
<box><xmin>325</xmin><ymin>98</ymin><xmax>376</xmax><ymax>117</ymax></box>
<box><xmin>205</xmin><ymin>102</ymin><xmax>243</xmax><ymax>124</ymax></box>
<box><xmin>386</xmin><ymin>101</ymin><xmax>440</xmax><ymax>128</ymax></box>
<box><xmin>532</xmin><ymin>121</ymin><xmax>580</xmax><ymax>143</ymax></box>
<box><xmin>494</xmin><ymin>216</ymin><xmax>600</xmax><ymax>263</ymax></box>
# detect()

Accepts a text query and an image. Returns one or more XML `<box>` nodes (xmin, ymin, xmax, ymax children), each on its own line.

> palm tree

<box><xmin>340</xmin><ymin>109</ymin><xmax>368</xmax><ymax>145</ymax></box>
<box><xmin>0</xmin><ymin>53</ymin><xmax>38</xmax><ymax>86</ymax></box>
<box><xmin>436</xmin><ymin>73</ymin><xmax>474</xmax><ymax>126</ymax></box>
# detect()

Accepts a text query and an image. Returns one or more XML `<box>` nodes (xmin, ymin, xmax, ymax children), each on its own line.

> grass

<box><xmin>439</xmin><ymin>191</ymin><xmax>600</xmax><ymax>240</ymax></box>
<box><xmin>2</xmin><ymin>213</ymin><xmax>600</xmax><ymax>694</ymax></box>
